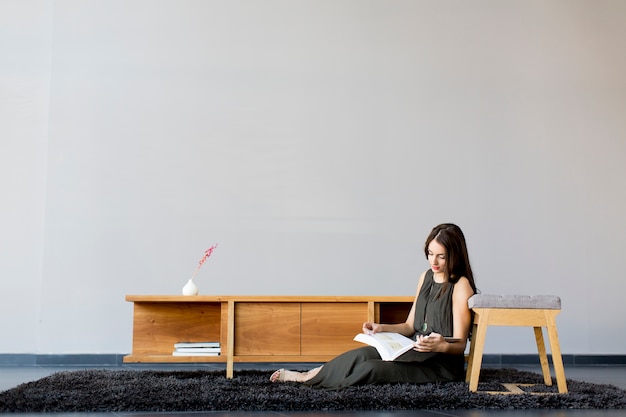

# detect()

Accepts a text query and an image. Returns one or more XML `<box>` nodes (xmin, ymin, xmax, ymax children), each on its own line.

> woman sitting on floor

<box><xmin>270</xmin><ymin>223</ymin><xmax>477</xmax><ymax>389</ymax></box>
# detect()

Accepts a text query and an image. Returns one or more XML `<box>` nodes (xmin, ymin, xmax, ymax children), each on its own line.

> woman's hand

<box><xmin>362</xmin><ymin>322</ymin><xmax>383</xmax><ymax>335</ymax></box>
<box><xmin>414</xmin><ymin>332</ymin><xmax>445</xmax><ymax>352</ymax></box>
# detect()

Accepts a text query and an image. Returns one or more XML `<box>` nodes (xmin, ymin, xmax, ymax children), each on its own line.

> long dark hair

<box><xmin>424</xmin><ymin>223</ymin><xmax>477</xmax><ymax>294</ymax></box>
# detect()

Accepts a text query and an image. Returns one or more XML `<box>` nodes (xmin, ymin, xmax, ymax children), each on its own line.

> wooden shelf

<box><xmin>124</xmin><ymin>354</ymin><xmax>227</xmax><ymax>363</ymax></box>
<box><xmin>124</xmin><ymin>295</ymin><xmax>413</xmax><ymax>377</ymax></box>
<box><xmin>125</xmin><ymin>295</ymin><xmax>413</xmax><ymax>303</ymax></box>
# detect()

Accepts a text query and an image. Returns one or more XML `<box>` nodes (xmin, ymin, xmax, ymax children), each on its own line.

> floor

<box><xmin>1</xmin><ymin>363</ymin><xmax>626</xmax><ymax>416</ymax></box>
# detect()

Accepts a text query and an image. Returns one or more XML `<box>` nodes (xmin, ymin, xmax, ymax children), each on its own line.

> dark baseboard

<box><xmin>480</xmin><ymin>354</ymin><xmax>626</xmax><ymax>366</ymax></box>
<box><xmin>0</xmin><ymin>354</ymin><xmax>125</xmax><ymax>366</ymax></box>
<box><xmin>1</xmin><ymin>353</ymin><xmax>626</xmax><ymax>367</ymax></box>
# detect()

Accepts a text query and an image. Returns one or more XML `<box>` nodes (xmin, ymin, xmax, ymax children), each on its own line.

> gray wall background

<box><xmin>1</xmin><ymin>0</ymin><xmax>625</xmax><ymax>356</ymax></box>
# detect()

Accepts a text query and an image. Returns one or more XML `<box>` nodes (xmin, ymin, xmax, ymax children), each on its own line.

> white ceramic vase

<box><xmin>182</xmin><ymin>279</ymin><xmax>199</xmax><ymax>296</ymax></box>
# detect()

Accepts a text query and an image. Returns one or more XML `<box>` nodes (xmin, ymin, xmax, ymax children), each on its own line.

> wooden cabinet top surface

<box><xmin>126</xmin><ymin>295</ymin><xmax>414</xmax><ymax>303</ymax></box>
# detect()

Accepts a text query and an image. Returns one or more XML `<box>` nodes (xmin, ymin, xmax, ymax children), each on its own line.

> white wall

<box><xmin>0</xmin><ymin>0</ymin><xmax>51</xmax><ymax>353</ymax></box>
<box><xmin>1</xmin><ymin>0</ymin><xmax>625</xmax><ymax>355</ymax></box>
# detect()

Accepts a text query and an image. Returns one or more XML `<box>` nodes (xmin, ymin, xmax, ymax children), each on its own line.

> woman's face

<box><xmin>427</xmin><ymin>239</ymin><xmax>447</xmax><ymax>275</ymax></box>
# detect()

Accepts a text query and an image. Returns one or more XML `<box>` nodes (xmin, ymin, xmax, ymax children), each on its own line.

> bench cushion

<box><xmin>468</xmin><ymin>294</ymin><xmax>561</xmax><ymax>310</ymax></box>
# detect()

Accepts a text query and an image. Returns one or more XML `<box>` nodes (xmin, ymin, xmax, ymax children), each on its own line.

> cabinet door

<box><xmin>301</xmin><ymin>303</ymin><xmax>366</xmax><ymax>355</ymax></box>
<box><xmin>234</xmin><ymin>302</ymin><xmax>301</xmax><ymax>355</ymax></box>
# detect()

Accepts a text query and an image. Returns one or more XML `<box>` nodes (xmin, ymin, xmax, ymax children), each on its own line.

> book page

<box><xmin>354</xmin><ymin>332</ymin><xmax>415</xmax><ymax>361</ymax></box>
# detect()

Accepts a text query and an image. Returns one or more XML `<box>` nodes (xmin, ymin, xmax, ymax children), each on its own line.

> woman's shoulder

<box><xmin>418</xmin><ymin>269</ymin><xmax>431</xmax><ymax>281</ymax></box>
<box><xmin>452</xmin><ymin>276</ymin><xmax>474</xmax><ymax>297</ymax></box>
<box><xmin>414</xmin><ymin>270</ymin><xmax>430</xmax><ymax>294</ymax></box>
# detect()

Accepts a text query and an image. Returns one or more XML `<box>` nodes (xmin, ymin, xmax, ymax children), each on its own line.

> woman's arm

<box><xmin>362</xmin><ymin>271</ymin><xmax>427</xmax><ymax>338</ymax></box>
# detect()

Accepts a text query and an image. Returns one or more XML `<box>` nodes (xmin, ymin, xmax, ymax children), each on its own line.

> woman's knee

<box><xmin>353</xmin><ymin>346</ymin><xmax>381</xmax><ymax>360</ymax></box>
<box><xmin>353</xmin><ymin>359</ymin><xmax>387</xmax><ymax>382</ymax></box>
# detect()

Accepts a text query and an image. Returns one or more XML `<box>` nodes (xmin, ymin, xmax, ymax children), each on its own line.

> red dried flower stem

<box><xmin>191</xmin><ymin>243</ymin><xmax>218</xmax><ymax>280</ymax></box>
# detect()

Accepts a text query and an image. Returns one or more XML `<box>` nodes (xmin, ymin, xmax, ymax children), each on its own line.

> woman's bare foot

<box><xmin>269</xmin><ymin>366</ymin><xmax>322</xmax><ymax>383</ymax></box>
<box><xmin>269</xmin><ymin>369</ymin><xmax>305</xmax><ymax>382</ymax></box>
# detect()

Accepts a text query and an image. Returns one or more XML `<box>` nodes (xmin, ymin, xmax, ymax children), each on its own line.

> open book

<box><xmin>353</xmin><ymin>332</ymin><xmax>415</xmax><ymax>361</ymax></box>
<box><xmin>354</xmin><ymin>332</ymin><xmax>462</xmax><ymax>361</ymax></box>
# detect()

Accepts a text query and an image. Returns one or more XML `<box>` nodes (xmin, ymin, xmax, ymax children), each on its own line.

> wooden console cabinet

<box><xmin>124</xmin><ymin>295</ymin><xmax>413</xmax><ymax>377</ymax></box>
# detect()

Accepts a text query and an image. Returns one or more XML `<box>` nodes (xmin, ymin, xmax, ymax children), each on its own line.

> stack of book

<box><xmin>172</xmin><ymin>341</ymin><xmax>221</xmax><ymax>356</ymax></box>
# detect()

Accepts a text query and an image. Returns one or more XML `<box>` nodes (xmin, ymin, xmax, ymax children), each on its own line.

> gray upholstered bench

<box><xmin>465</xmin><ymin>294</ymin><xmax>567</xmax><ymax>394</ymax></box>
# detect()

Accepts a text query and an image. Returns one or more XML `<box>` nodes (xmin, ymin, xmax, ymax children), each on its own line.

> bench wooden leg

<box><xmin>465</xmin><ymin>322</ymin><xmax>478</xmax><ymax>383</ymax></box>
<box><xmin>467</xmin><ymin>310</ymin><xmax>489</xmax><ymax>392</ymax></box>
<box><xmin>546</xmin><ymin>312</ymin><xmax>568</xmax><ymax>393</ymax></box>
<box><xmin>533</xmin><ymin>326</ymin><xmax>552</xmax><ymax>386</ymax></box>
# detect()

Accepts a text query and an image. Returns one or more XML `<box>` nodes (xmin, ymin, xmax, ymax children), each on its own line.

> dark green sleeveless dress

<box><xmin>305</xmin><ymin>270</ymin><xmax>465</xmax><ymax>389</ymax></box>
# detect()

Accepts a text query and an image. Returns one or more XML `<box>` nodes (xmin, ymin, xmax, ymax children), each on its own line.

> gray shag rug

<box><xmin>1</xmin><ymin>368</ymin><xmax>624</xmax><ymax>412</ymax></box>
